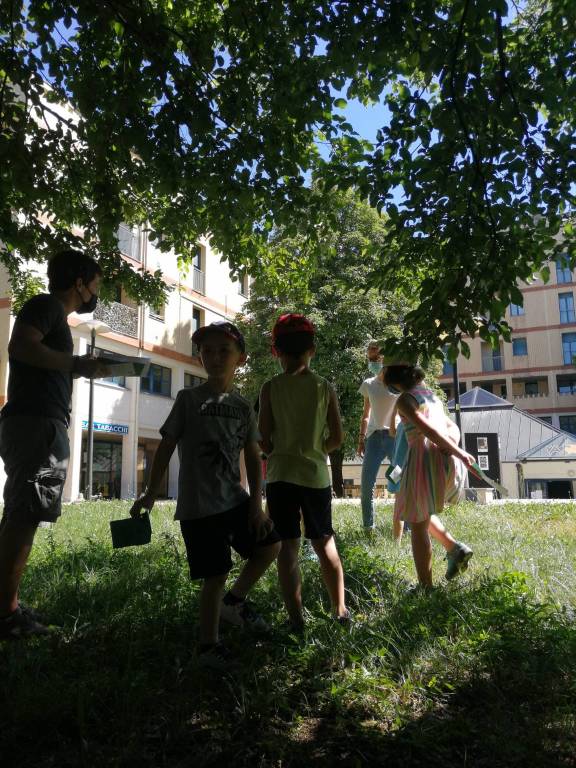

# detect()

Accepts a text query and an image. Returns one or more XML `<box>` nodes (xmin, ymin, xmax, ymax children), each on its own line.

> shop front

<box><xmin>81</xmin><ymin>421</ymin><xmax>129</xmax><ymax>499</ymax></box>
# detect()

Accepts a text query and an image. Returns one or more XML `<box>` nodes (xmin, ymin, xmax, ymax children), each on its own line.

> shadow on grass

<box><xmin>1</xmin><ymin>538</ymin><xmax>575</xmax><ymax>768</ymax></box>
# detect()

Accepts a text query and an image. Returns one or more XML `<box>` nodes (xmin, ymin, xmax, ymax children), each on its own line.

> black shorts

<box><xmin>265</xmin><ymin>481</ymin><xmax>333</xmax><ymax>541</ymax></box>
<box><xmin>179</xmin><ymin>499</ymin><xmax>280</xmax><ymax>580</ymax></box>
<box><xmin>0</xmin><ymin>414</ymin><xmax>70</xmax><ymax>524</ymax></box>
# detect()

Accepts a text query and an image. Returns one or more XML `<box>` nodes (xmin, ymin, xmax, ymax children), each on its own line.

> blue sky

<box><xmin>341</xmin><ymin>98</ymin><xmax>391</xmax><ymax>144</ymax></box>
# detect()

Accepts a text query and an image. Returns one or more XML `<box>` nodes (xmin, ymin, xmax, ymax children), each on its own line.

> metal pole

<box><xmin>452</xmin><ymin>358</ymin><xmax>462</xmax><ymax>444</ymax></box>
<box><xmin>86</xmin><ymin>328</ymin><xmax>95</xmax><ymax>500</ymax></box>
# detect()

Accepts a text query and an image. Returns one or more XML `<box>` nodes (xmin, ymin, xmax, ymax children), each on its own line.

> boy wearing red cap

<box><xmin>131</xmin><ymin>321</ymin><xmax>280</xmax><ymax>665</ymax></box>
<box><xmin>259</xmin><ymin>314</ymin><xmax>349</xmax><ymax>630</ymax></box>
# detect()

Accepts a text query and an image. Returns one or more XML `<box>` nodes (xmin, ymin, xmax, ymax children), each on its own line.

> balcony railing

<box><xmin>192</xmin><ymin>267</ymin><xmax>205</xmax><ymax>294</ymax></box>
<box><xmin>94</xmin><ymin>301</ymin><xmax>139</xmax><ymax>338</ymax></box>
<box><xmin>511</xmin><ymin>391</ymin><xmax>549</xmax><ymax>400</ymax></box>
<box><xmin>481</xmin><ymin>355</ymin><xmax>503</xmax><ymax>372</ymax></box>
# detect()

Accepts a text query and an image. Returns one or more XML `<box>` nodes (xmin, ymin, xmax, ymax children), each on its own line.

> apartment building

<box><xmin>439</xmin><ymin>254</ymin><xmax>576</xmax><ymax>433</ymax></box>
<box><xmin>0</xmin><ymin>226</ymin><xmax>250</xmax><ymax>501</ymax></box>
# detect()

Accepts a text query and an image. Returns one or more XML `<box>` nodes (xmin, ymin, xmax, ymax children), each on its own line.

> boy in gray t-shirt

<box><xmin>130</xmin><ymin>322</ymin><xmax>280</xmax><ymax>666</ymax></box>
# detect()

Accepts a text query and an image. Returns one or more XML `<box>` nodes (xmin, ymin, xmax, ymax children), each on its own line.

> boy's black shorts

<box><xmin>179</xmin><ymin>499</ymin><xmax>280</xmax><ymax>580</ymax></box>
<box><xmin>265</xmin><ymin>481</ymin><xmax>334</xmax><ymax>541</ymax></box>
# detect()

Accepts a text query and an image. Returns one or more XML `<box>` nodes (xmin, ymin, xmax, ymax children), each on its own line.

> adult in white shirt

<box><xmin>358</xmin><ymin>361</ymin><xmax>398</xmax><ymax>531</ymax></box>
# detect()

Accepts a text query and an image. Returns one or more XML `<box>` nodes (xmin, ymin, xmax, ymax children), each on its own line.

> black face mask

<box><xmin>77</xmin><ymin>287</ymin><xmax>98</xmax><ymax>314</ymax></box>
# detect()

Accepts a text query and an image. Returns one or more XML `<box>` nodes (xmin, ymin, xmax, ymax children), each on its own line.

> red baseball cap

<box><xmin>192</xmin><ymin>321</ymin><xmax>246</xmax><ymax>352</ymax></box>
<box><xmin>271</xmin><ymin>313</ymin><xmax>315</xmax><ymax>345</ymax></box>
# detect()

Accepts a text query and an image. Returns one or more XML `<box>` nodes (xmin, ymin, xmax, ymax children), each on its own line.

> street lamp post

<box><xmin>76</xmin><ymin>319</ymin><xmax>111</xmax><ymax>500</ymax></box>
<box><xmin>452</xmin><ymin>358</ymin><xmax>462</xmax><ymax>443</ymax></box>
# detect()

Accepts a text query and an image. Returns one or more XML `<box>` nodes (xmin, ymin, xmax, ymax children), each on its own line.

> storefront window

<box><xmin>81</xmin><ymin>438</ymin><xmax>122</xmax><ymax>499</ymax></box>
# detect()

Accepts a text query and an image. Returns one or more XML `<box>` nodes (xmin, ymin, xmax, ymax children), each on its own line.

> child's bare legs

<box><xmin>410</xmin><ymin>520</ymin><xmax>433</xmax><ymax>587</ymax></box>
<box><xmin>228</xmin><ymin>541</ymin><xmax>281</xmax><ymax>599</ymax></box>
<box><xmin>393</xmin><ymin>518</ymin><xmax>404</xmax><ymax>543</ymax></box>
<box><xmin>311</xmin><ymin>535</ymin><xmax>347</xmax><ymax>618</ymax></box>
<box><xmin>277</xmin><ymin>538</ymin><xmax>304</xmax><ymax>627</ymax></box>
<box><xmin>199</xmin><ymin>573</ymin><xmax>228</xmax><ymax>645</ymax></box>
<box><xmin>428</xmin><ymin>514</ymin><xmax>457</xmax><ymax>552</ymax></box>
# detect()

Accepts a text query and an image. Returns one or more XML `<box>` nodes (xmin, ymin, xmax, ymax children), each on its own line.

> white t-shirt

<box><xmin>160</xmin><ymin>383</ymin><xmax>259</xmax><ymax>520</ymax></box>
<box><xmin>358</xmin><ymin>376</ymin><xmax>398</xmax><ymax>437</ymax></box>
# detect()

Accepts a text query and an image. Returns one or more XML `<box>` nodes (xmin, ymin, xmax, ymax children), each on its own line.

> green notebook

<box><xmin>110</xmin><ymin>514</ymin><xmax>152</xmax><ymax>548</ymax></box>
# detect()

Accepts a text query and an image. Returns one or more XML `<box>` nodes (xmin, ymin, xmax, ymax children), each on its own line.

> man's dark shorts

<box><xmin>179</xmin><ymin>499</ymin><xmax>280</xmax><ymax>579</ymax></box>
<box><xmin>265</xmin><ymin>481</ymin><xmax>334</xmax><ymax>541</ymax></box>
<box><xmin>0</xmin><ymin>414</ymin><xmax>70</xmax><ymax>524</ymax></box>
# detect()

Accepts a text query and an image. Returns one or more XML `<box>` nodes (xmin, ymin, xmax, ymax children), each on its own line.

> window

<box><xmin>524</xmin><ymin>380</ymin><xmax>539</xmax><ymax>396</ymax></box>
<box><xmin>184</xmin><ymin>373</ymin><xmax>205</xmax><ymax>389</ymax></box>
<box><xmin>559</xmin><ymin>415</ymin><xmax>576</xmax><ymax>435</ymax></box>
<box><xmin>238</xmin><ymin>273</ymin><xmax>249</xmax><ymax>297</ymax></box>
<box><xmin>95</xmin><ymin>347</ymin><xmax>126</xmax><ymax>387</ymax></box>
<box><xmin>141</xmin><ymin>364</ymin><xmax>171</xmax><ymax>396</ymax></box>
<box><xmin>558</xmin><ymin>377</ymin><xmax>576</xmax><ymax>394</ymax></box>
<box><xmin>478</xmin><ymin>455</ymin><xmax>489</xmax><ymax>470</ymax></box>
<box><xmin>442</xmin><ymin>346</ymin><xmax>454</xmax><ymax>376</ymax></box>
<box><xmin>512</xmin><ymin>338</ymin><xmax>528</xmax><ymax>356</ymax></box>
<box><xmin>510</xmin><ymin>302</ymin><xmax>525</xmax><ymax>316</ymax></box>
<box><xmin>149</xmin><ymin>303</ymin><xmax>165</xmax><ymax>322</ymax></box>
<box><xmin>556</xmin><ymin>255</ymin><xmax>572</xmax><ymax>284</ymax></box>
<box><xmin>192</xmin><ymin>307</ymin><xmax>202</xmax><ymax>356</ymax></box>
<box><xmin>539</xmin><ymin>416</ymin><xmax>553</xmax><ymax>424</ymax></box>
<box><xmin>562</xmin><ymin>333</ymin><xmax>576</xmax><ymax>365</ymax></box>
<box><xmin>559</xmin><ymin>292</ymin><xmax>576</xmax><ymax>324</ymax></box>
<box><xmin>116</xmin><ymin>224</ymin><xmax>140</xmax><ymax>261</ymax></box>
<box><xmin>192</xmin><ymin>245</ymin><xmax>202</xmax><ymax>271</ymax></box>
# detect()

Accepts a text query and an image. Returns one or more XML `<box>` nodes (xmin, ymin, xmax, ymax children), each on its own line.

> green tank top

<box><xmin>266</xmin><ymin>370</ymin><xmax>331</xmax><ymax>488</ymax></box>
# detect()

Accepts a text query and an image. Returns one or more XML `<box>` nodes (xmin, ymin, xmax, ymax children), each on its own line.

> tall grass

<box><xmin>1</xmin><ymin>501</ymin><xmax>575</xmax><ymax>767</ymax></box>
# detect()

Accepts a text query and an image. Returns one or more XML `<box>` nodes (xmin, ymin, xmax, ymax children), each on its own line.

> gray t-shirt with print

<box><xmin>160</xmin><ymin>383</ymin><xmax>259</xmax><ymax>520</ymax></box>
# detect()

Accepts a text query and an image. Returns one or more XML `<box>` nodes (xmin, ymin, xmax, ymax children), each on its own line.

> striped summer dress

<box><xmin>394</xmin><ymin>386</ymin><xmax>466</xmax><ymax>523</ymax></box>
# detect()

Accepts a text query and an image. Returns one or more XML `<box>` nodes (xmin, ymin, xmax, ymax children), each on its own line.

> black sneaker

<box><xmin>0</xmin><ymin>607</ymin><xmax>50</xmax><ymax>640</ymax></box>
<box><xmin>335</xmin><ymin>609</ymin><xmax>352</xmax><ymax>627</ymax></box>
<box><xmin>445</xmin><ymin>542</ymin><xmax>473</xmax><ymax>580</ymax></box>
<box><xmin>19</xmin><ymin>603</ymin><xmax>43</xmax><ymax>622</ymax></box>
<box><xmin>197</xmin><ymin>642</ymin><xmax>234</xmax><ymax>670</ymax></box>
<box><xmin>220</xmin><ymin>599</ymin><xmax>269</xmax><ymax>631</ymax></box>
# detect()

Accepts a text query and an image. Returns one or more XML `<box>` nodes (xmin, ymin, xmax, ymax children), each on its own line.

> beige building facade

<box><xmin>439</xmin><ymin>254</ymin><xmax>576</xmax><ymax>434</ymax></box>
<box><xmin>0</xmin><ymin>227</ymin><xmax>249</xmax><ymax>501</ymax></box>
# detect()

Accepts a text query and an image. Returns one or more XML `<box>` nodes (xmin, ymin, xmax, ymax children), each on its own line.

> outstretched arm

<box><xmin>10</xmin><ymin>322</ymin><xmax>109</xmax><ymax>378</ymax></box>
<box><xmin>130</xmin><ymin>435</ymin><xmax>177</xmax><ymax>517</ymax></box>
<box><xmin>397</xmin><ymin>394</ymin><xmax>474</xmax><ymax>467</ymax></box>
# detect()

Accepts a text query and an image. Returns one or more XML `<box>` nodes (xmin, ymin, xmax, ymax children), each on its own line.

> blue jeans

<box><xmin>360</xmin><ymin>429</ymin><xmax>395</xmax><ymax>528</ymax></box>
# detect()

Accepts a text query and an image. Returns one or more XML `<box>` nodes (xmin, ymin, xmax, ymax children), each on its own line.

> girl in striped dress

<box><xmin>384</xmin><ymin>365</ymin><xmax>475</xmax><ymax>588</ymax></box>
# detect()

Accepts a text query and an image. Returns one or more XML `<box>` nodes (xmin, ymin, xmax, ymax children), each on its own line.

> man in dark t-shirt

<box><xmin>0</xmin><ymin>250</ymin><xmax>109</xmax><ymax>639</ymax></box>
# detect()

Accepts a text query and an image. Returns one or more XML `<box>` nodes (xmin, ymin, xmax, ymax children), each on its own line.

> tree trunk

<box><xmin>329</xmin><ymin>449</ymin><xmax>344</xmax><ymax>498</ymax></box>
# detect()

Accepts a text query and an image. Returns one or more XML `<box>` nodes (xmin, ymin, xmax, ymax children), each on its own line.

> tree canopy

<box><xmin>1</xmin><ymin>1</ymin><xmax>575</xmax><ymax>354</ymax></box>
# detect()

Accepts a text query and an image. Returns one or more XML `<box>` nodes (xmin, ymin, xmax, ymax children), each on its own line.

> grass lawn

<box><xmin>1</xmin><ymin>500</ymin><xmax>575</xmax><ymax>767</ymax></box>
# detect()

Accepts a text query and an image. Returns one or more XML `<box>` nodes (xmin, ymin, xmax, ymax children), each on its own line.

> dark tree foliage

<box><xmin>1</xmin><ymin>1</ymin><xmax>575</xmax><ymax>354</ymax></box>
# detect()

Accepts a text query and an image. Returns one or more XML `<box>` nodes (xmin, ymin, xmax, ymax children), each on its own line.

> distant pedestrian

<box><xmin>358</xmin><ymin>357</ymin><xmax>398</xmax><ymax>534</ymax></box>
